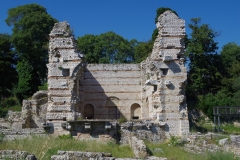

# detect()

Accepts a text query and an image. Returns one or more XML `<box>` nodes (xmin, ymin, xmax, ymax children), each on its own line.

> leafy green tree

<box><xmin>233</xmin><ymin>76</ymin><xmax>240</xmax><ymax>104</ymax></box>
<box><xmin>186</xmin><ymin>18</ymin><xmax>220</xmax><ymax>96</ymax></box>
<box><xmin>134</xmin><ymin>41</ymin><xmax>152</xmax><ymax>63</ymax></box>
<box><xmin>77</xmin><ymin>31</ymin><xmax>134</xmax><ymax>63</ymax></box>
<box><xmin>77</xmin><ymin>34</ymin><xmax>99</xmax><ymax>63</ymax></box>
<box><xmin>221</xmin><ymin>42</ymin><xmax>240</xmax><ymax>78</ymax></box>
<box><xmin>220</xmin><ymin>43</ymin><xmax>240</xmax><ymax>104</ymax></box>
<box><xmin>0</xmin><ymin>33</ymin><xmax>17</xmax><ymax>98</ymax></box>
<box><xmin>197</xmin><ymin>91</ymin><xmax>235</xmax><ymax>119</ymax></box>
<box><xmin>14</xmin><ymin>60</ymin><xmax>37</xmax><ymax>103</ymax></box>
<box><xmin>5</xmin><ymin>4</ymin><xmax>57</xmax><ymax>101</ymax></box>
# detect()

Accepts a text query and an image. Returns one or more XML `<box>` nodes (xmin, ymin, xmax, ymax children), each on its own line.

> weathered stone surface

<box><xmin>219</xmin><ymin>138</ymin><xmax>229</xmax><ymax>146</ymax></box>
<box><xmin>46</xmin><ymin>21</ymin><xmax>86</xmax><ymax>122</ymax></box>
<box><xmin>32</xmin><ymin>90</ymin><xmax>47</xmax><ymax>100</ymax></box>
<box><xmin>0</xmin><ymin>150</ymin><xmax>37</xmax><ymax>159</ymax></box>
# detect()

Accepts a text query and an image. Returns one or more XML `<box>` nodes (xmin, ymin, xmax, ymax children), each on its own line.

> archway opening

<box><xmin>84</xmin><ymin>104</ymin><xmax>94</xmax><ymax>119</ymax></box>
<box><xmin>131</xmin><ymin>103</ymin><xmax>141</xmax><ymax>119</ymax></box>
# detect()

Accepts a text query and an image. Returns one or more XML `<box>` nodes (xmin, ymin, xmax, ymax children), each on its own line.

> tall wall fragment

<box><xmin>46</xmin><ymin>22</ymin><xmax>86</xmax><ymax>124</ymax></box>
<box><xmin>141</xmin><ymin>10</ymin><xmax>189</xmax><ymax>136</ymax></box>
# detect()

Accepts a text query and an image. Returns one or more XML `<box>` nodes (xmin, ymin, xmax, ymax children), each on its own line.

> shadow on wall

<box><xmin>78</xmin><ymin>68</ymin><xmax>141</xmax><ymax>119</ymax></box>
<box><xmin>79</xmin><ymin>68</ymin><xmax>124</xmax><ymax>120</ymax></box>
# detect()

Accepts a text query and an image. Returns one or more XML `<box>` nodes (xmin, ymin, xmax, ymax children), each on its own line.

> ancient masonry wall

<box><xmin>0</xmin><ymin>150</ymin><xmax>37</xmax><ymax>160</ymax></box>
<box><xmin>0</xmin><ymin>128</ymin><xmax>46</xmax><ymax>141</ymax></box>
<box><xmin>45</xmin><ymin>11</ymin><xmax>189</xmax><ymax>136</ymax></box>
<box><xmin>141</xmin><ymin>10</ymin><xmax>189</xmax><ymax>136</ymax></box>
<box><xmin>80</xmin><ymin>64</ymin><xmax>142</xmax><ymax>120</ymax></box>
<box><xmin>46</xmin><ymin>22</ymin><xmax>86</xmax><ymax>124</ymax></box>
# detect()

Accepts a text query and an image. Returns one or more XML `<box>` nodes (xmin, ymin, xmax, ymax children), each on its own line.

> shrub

<box><xmin>118</xmin><ymin>117</ymin><xmax>127</xmax><ymax>123</ymax></box>
<box><xmin>58</xmin><ymin>134</ymin><xmax>72</xmax><ymax>139</ymax></box>
<box><xmin>38</xmin><ymin>82</ymin><xmax>48</xmax><ymax>90</ymax></box>
<box><xmin>0</xmin><ymin>97</ymin><xmax>17</xmax><ymax>108</ymax></box>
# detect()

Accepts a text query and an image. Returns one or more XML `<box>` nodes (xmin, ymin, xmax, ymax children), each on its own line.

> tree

<box><xmin>133</xmin><ymin>41</ymin><xmax>152</xmax><ymax>63</ymax></box>
<box><xmin>77</xmin><ymin>31</ymin><xmax>134</xmax><ymax>64</ymax></box>
<box><xmin>0</xmin><ymin>33</ymin><xmax>17</xmax><ymax>98</ymax></box>
<box><xmin>221</xmin><ymin>42</ymin><xmax>240</xmax><ymax>78</ymax></box>
<box><xmin>5</xmin><ymin>4</ymin><xmax>57</xmax><ymax>101</ymax></box>
<box><xmin>14</xmin><ymin>60</ymin><xmax>37</xmax><ymax>103</ymax></box>
<box><xmin>77</xmin><ymin>34</ymin><xmax>100</xmax><ymax>63</ymax></box>
<box><xmin>186</xmin><ymin>18</ymin><xmax>220</xmax><ymax>96</ymax></box>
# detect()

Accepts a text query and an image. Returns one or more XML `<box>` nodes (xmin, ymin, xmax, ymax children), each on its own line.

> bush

<box><xmin>0</xmin><ymin>97</ymin><xmax>17</xmax><ymax>108</ymax></box>
<box><xmin>38</xmin><ymin>82</ymin><xmax>48</xmax><ymax>90</ymax></box>
<box><xmin>197</xmin><ymin>91</ymin><xmax>234</xmax><ymax>120</ymax></box>
<box><xmin>118</xmin><ymin>117</ymin><xmax>127</xmax><ymax>123</ymax></box>
<box><xmin>0</xmin><ymin>133</ymin><xmax>4</xmax><ymax>143</ymax></box>
<box><xmin>0</xmin><ymin>109</ymin><xmax>7</xmax><ymax>118</ymax></box>
<box><xmin>58</xmin><ymin>134</ymin><xmax>72</xmax><ymax>139</ymax></box>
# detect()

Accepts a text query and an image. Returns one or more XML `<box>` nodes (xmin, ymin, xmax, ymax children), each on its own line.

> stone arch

<box><xmin>131</xmin><ymin>103</ymin><xmax>141</xmax><ymax>119</ymax></box>
<box><xmin>105</xmin><ymin>97</ymin><xmax>120</xmax><ymax>119</ymax></box>
<box><xmin>71</xmin><ymin>62</ymin><xmax>87</xmax><ymax>79</ymax></box>
<box><xmin>84</xmin><ymin>104</ymin><xmax>94</xmax><ymax>119</ymax></box>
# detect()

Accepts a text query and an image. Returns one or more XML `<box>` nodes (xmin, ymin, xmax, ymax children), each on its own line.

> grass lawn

<box><xmin>0</xmin><ymin>135</ymin><xmax>134</xmax><ymax>160</ymax></box>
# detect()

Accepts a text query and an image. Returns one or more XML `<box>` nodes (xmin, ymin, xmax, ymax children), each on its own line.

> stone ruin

<box><xmin>43</xmin><ymin>10</ymin><xmax>189</xmax><ymax>137</ymax></box>
<box><xmin>0</xmin><ymin>11</ymin><xmax>189</xmax><ymax>142</ymax></box>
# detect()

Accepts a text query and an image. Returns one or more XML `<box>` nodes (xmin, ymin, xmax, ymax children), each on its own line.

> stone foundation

<box><xmin>0</xmin><ymin>128</ymin><xmax>46</xmax><ymax>141</ymax></box>
<box><xmin>0</xmin><ymin>150</ymin><xmax>37</xmax><ymax>160</ymax></box>
<box><xmin>120</xmin><ymin>121</ymin><xmax>166</xmax><ymax>144</ymax></box>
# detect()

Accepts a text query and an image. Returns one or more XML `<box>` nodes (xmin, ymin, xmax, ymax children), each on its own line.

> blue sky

<box><xmin>0</xmin><ymin>0</ymin><xmax>240</xmax><ymax>52</ymax></box>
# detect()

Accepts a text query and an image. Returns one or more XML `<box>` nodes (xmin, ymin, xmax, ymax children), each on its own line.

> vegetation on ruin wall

<box><xmin>0</xmin><ymin>136</ymin><xmax>134</xmax><ymax>159</ymax></box>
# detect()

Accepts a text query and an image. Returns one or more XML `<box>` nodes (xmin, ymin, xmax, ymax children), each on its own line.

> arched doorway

<box><xmin>131</xmin><ymin>103</ymin><xmax>141</xmax><ymax>119</ymax></box>
<box><xmin>84</xmin><ymin>104</ymin><xmax>94</xmax><ymax>119</ymax></box>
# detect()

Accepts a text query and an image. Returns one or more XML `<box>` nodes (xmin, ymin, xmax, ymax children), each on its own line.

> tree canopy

<box><xmin>77</xmin><ymin>31</ymin><xmax>134</xmax><ymax>64</ymax></box>
<box><xmin>186</xmin><ymin>18</ymin><xmax>220</xmax><ymax>96</ymax></box>
<box><xmin>0</xmin><ymin>33</ymin><xmax>17</xmax><ymax>98</ymax></box>
<box><xmin>5</xmin><ymin>3</ymin><xmax>57</xmax><ymax>103</ymax></box>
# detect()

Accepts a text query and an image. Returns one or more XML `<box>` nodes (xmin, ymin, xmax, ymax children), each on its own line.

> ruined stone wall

<box><xmin>120</xmin><ymin>121</ymin><xmax>165</xmax><ymax>144</ymax></box>
<box><xmin>141</xmin><ymin>11</ymin><xmax>189</xmax><ymax>136</ymax></box>
<box><xmin>0</xmin><ymin>150</ymin><xmax>37</xmax><ymax>160</ymax></box>
<box><xmin>80</xmin><ymin>64</ymin><xmax>142</xmax><ymax>120</ymax></box>
<box><xmin>51</xmin><ymin>151</ymin><xmax>166</xmax><ymax>160</ymax></box>
<box><xmin>0</xmin><ymin>128</ymin><xmax>46</xmax><ymax>140</ymax></box>
<box><xmin>46</xmin><ymin>22</ymin><xmax>86</xmax><ymax>124</ymax></box>
<box><xmin>44</xmin><ymin>11</ymin><xmax>189</xmax><ymax>136</ymax></box>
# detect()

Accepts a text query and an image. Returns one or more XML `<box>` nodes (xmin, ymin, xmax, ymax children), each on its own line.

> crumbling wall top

<box><xmin>49</xmin><ymin>21</ymin><xmax>72</xmax><ymax>37</ymax></box>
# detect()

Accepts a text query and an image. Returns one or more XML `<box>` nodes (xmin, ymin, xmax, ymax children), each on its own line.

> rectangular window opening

<box><xmin>132</xmin><ymin>116</ymin><xmax>139</xmax><ymax>119</ymax></box>
<box><xmin>161</xmin><ymin>69</ymin><xmax>168</xmax><ymax>76</ymax></box>
<box><xmin>62</xmin><ymin>69</ymin><xmax>70</xmax><ymax>77</ymax></box>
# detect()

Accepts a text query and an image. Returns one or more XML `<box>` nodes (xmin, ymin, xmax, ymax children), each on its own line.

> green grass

<box><xmin>0</xmin><ymin>136</ymin><xmax>134</xmax><ymax>160</ymax></box>
<box><xmin>222</xmin><ymin>123</ymin><xmax>240</xmax><ymax>135</ymax></box>
<box><xmin>145</xmin><ymin>141</ymin><xmax>239</xmax><ymax>160</ymax></box>
<box><xmin>145</xmin><ymin>141</ymin><xmax>204</xmax><ymax>160</ymax></box>
<box><xmin>191</xmin><ymin>119</ymin><xmax>240</xmax><ymax>135</ymax></box>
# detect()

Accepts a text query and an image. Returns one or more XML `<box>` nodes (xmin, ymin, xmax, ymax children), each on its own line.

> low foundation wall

<box><xmin>0</xmin><ymin>150</ymin><xmax>37</xmax><ymax>160</ymax></box>
<box><xmin>120</xmin><ymin>121</ymin><xmax>166</xmax><ymax>144</ymax></box>
<box><xmin>0</xmin><ymin>128</ymin><xmax>47</xmax><ymax>140</ymax></box>
<box><xmin>51</xmin><ymin>150</ymin><xmax>166</xmax><ymax>160</ymax></box>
